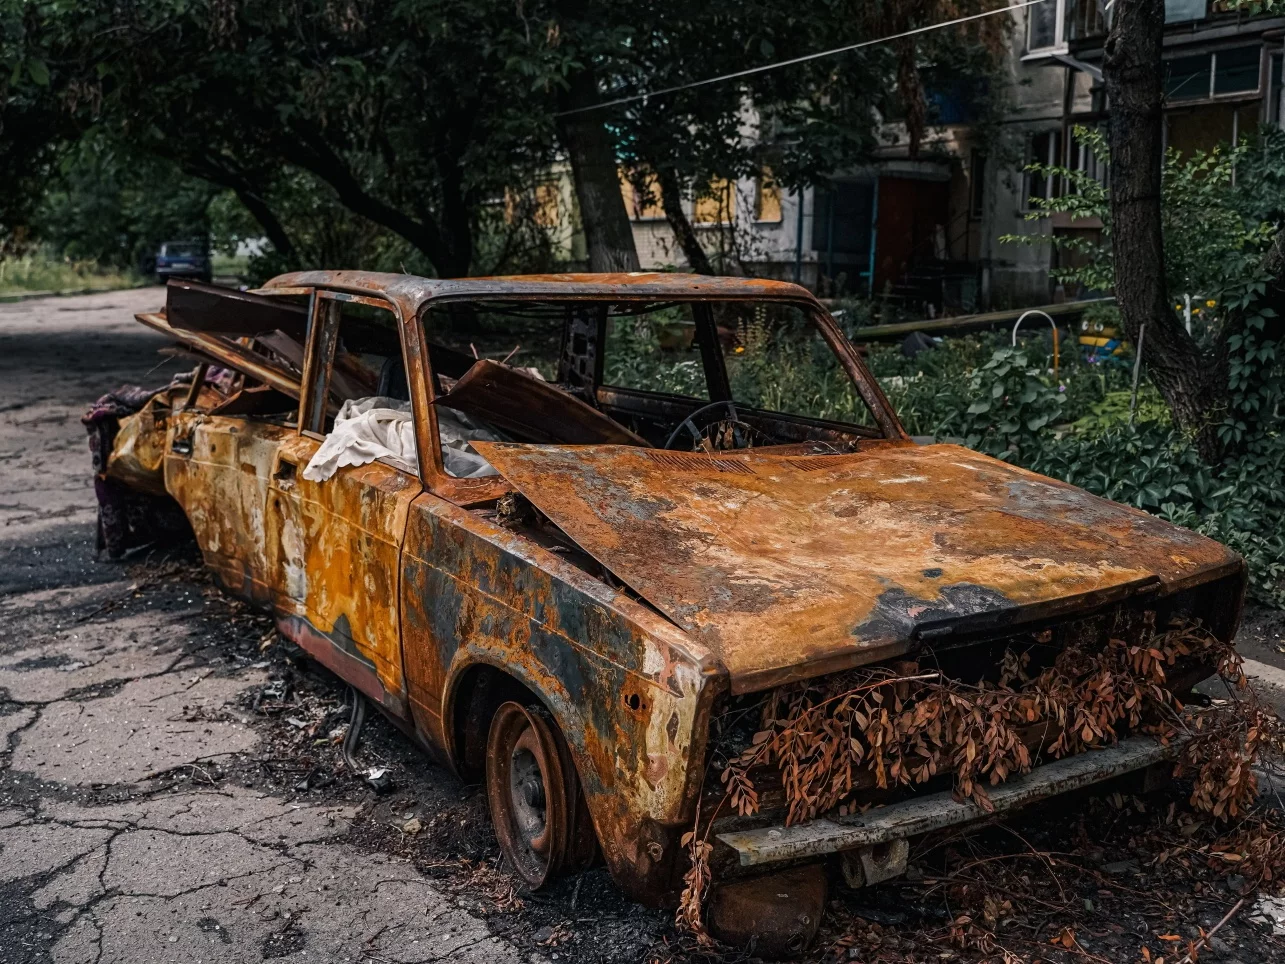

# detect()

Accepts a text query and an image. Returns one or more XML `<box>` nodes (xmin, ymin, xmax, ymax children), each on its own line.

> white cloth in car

<box><xmin>302</xmin><ymin>396</ymin><xmax>500</xmax><ymax>482</ymax></box>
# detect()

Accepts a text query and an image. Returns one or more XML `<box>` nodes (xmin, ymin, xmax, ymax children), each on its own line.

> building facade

<box><xmin>570</xmin><ymin>1</ymin><xmax>1285</xmax><ymax>313</ymax></box>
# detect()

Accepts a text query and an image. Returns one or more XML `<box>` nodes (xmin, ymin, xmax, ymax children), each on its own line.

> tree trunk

<box><xmin>656</xmin><ymin>167</ymin><xmax>713</xmax><ymax>274</ymax></box>
<box><xmin>895</xmin><ymin>38</ymin><xmax>926</xmax><ymax>159</ymax></box>
<box><xmin>437</xmin><ymin>160</ymin><xmax>474</xmax><ymax>278</ymax></box>
<box><xmin>556</xmin><ymin>67</ymin><xmax>641</xmax><ymax>273</ymax></box>
<box><xmin>1104</xmin><ymin>0</ymin><xmax>1226</xmax><ymax>460</ymax></box>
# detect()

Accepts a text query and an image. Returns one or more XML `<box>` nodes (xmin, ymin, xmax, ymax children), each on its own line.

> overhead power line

<box><xmin>556</xmin><ymin>0</ymin><xmax>1047</xmax><ymax>117</ymax></box>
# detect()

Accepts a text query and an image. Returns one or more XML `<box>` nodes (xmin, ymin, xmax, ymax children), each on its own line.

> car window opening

<box><xmin>301</xmin><ymin>299</ymin><xmax>506</xmax><ymax>481</ymax></box>
<box><xmin>422</xmin><ymin>298</ymin><xmax>882</xmax><ymax>477</ymax></box>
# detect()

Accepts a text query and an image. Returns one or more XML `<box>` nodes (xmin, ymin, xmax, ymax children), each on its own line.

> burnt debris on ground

<box><xmin>8</xmin><ymin>549</ymin><xmax>1284</xmax><ymax>964</ymax></box>
<box><xmin>0</xmin><ymin>550</ymin><xmax>672</xmax><ymax>963</ymax></box>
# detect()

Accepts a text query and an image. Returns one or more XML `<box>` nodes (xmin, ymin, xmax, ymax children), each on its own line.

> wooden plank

<box><xmin>845</xmin><ymin>298</ymin><xmax>1113</xmax><ymax>343</ymax></box>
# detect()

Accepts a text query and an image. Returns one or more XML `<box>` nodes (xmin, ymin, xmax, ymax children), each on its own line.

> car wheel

<box><xmin>486</xmin><ymin>700</ymin><xmax>590</xmax><ymax>888</ymax></box>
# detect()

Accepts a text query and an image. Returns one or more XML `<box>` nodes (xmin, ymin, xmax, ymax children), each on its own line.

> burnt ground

<box><xmin>2</xmin><ymin>288</ymin><xmax>1285</xmax><ymax>964</ymax></box>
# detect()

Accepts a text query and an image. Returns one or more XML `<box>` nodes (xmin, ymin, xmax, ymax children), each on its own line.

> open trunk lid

<box><xmin>472</xmin><ymin>442</ymin><xmax>1244</xmax><ymax>693</ymax></box>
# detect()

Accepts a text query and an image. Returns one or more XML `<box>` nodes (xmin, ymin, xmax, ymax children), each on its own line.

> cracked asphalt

<box><xmin>0</xmin><ymin>289</ymin><xmax>537</xmax><ymax>964</ymax></box>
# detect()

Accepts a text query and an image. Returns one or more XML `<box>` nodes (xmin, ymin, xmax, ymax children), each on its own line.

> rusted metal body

<box><xmin>122</xmin><ymin>271</ymin><xmax>1247</xmax><ymax>907</ymax></box>
<box><xmin>471</xmin><ymin>442</ymin><xmax>1242</xmax><ymax>694</ymax></box>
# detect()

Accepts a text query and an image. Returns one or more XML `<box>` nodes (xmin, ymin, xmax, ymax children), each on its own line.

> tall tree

<box><xmin>556</xmin><ymin>65</ymin><xmax>642</xmax><ymax>272</ymax></box>
<box><xmin>1104</xmin><ymin>0</ymin><xmax>1221</xmax><ymax>448</ymax></box>
<box><xmin>4</xmin><ymin>0</ymin><xmax>1008</xmax><ymax>279</ymax></box>
<box><xmin>1103</xmin><ymin>0</ymin><xmax>1284</xmax><ymax>459</ymax></box>
<box><xmin>2</xmin><ymin>0</ymin><xmax>564</xmax><ymax>277</ymax></box>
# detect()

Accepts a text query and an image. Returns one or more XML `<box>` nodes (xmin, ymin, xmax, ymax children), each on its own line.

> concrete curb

<box><xmin>0</xmin><ymin>280</ymin><xmax>155</xmax><ymax>304</ymax></box>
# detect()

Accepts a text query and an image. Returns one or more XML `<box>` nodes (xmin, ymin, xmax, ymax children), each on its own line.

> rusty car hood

<box><xmin>471</xmin><ymin>442</ymin><xmax>1244</xmax><ymax>693</ymax></box>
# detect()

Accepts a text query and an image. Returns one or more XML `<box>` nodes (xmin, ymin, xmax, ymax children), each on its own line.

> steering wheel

<box><xmin>663</xmin><ymin>400</ymin><xmax>763</xmax><ymax>451</ymax></box>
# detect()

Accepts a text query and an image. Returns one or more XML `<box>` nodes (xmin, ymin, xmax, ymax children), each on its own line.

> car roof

<box><xmin>257</xmin><ymin>270</ymin><xmax>820</xmax><ymax>316</ymax></box>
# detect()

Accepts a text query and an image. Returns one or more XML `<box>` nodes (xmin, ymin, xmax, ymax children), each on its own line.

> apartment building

<box><xmin>556</xmin><ymin>1</ymin><xmax>1285</xmax><ymax>313</ymax></box>
<box><xmin>990</xmin><ymin>0</ymin><xmax>1285</xmax><ymax>307</ymax></box>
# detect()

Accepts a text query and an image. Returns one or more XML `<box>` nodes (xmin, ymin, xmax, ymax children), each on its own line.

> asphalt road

<box><xmin>3</xmin><ymin>287</ymin><xmax>1284</xmax><ymax>964</ymax></box>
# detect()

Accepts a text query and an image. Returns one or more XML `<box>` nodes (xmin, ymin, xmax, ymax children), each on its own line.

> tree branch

<box><xmin>275</xmin><ymin>129</ymin><xmax>458</xmax><ymax>275</ymax></box>
<box><xmin>656</xmin><ymin>167</ymin><xmax>713</xmax><ymax>274</ymax></box>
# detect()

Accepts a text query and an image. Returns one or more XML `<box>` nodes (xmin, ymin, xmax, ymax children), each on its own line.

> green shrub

<box><xmin>1070</xmin><ymin>386</ymin><xmax>1171</xmax><ymax>434</ymax></box>
<box><xmin>1024</xmin><ymin>426</ymin><xmax>1285</xmax><ymax>606</ymax></box>
<box><xmin>958</xmin><ymin>347</ymin><xmax>1067</xmax><ymax>458</ymax></box>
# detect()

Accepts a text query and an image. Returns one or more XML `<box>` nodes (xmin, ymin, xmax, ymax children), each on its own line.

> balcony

<box><xmin>1065</xmin><ymin>0</ymin><xmax>1109</xmax><ymax>45</ymax></box>
<box><xmin>1028</xmin><ymin>0</ymin><xmax>1214</xmax><ymax>56</ymax></box>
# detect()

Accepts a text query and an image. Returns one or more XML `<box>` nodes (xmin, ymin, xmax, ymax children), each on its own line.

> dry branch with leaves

<box><xmin>676</xmin><ymin>615</ymin><xmax>1281</xmax><ymax>942</ymax></box>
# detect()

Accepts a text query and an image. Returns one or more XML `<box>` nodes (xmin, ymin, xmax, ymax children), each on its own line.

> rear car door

<box><xmin>161</xmin><ymin>282</ymin><xmax>311</xmax><ymax>606</ymax></box>
<box><xmin>266</xmin><ymin>291</ymin><xmax>421</xmax><ymax>716</ymax></box>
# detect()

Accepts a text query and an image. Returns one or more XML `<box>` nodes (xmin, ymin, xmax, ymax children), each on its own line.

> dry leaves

<box><xmin>676</xmin><ymin>615</ymin><xmax>1277</xmax><ymax>939</ymax></box>
<box><xmin>720</xmin><ymin>617</ymin><xmax>1246</xmax><ymax>825</ymax></box>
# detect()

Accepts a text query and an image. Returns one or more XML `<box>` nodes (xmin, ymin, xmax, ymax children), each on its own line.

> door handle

<box><xmin>171</xmin><ymin>437</ymin><xmax>193</xmax><ymax>456</ymax></box>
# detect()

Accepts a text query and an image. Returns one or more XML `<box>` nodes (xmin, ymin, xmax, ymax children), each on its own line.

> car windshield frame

<box><xmin>250</xmin><ymin>275</ymin><xmax>907</xmax><ymax>503</ymax></box>
<box><xmin>416</xmin><ymin>294</ymin><xmax>904</xmax><ymax>450</ymax></box>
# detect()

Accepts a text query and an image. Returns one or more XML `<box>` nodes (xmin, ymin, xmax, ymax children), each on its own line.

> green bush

<box><xmin>958</xmin><ymin>347</ymin><xmax>1067</xmax><ymax>458</ymax></box>
<box><xmin>1024</xmin><ymin>426</ymin><xmax>1285</xmax><ymax>606</ymax></box>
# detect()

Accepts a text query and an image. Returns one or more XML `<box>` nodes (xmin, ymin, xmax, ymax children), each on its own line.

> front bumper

<box><xmin>716</xmin><ymin>734</ymin><xmax>1181</xmax><ymax>868</ymax></box>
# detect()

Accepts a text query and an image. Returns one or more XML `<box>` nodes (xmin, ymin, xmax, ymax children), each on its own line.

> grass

<box><xmin>211</xmin><ymin>252</ymin><xmax>249</xmax><ymax>279</ymax></box>
<box><xmin>0</xmin><ymin>253</ymin><xmax>142</xmax><ymax>297</ymax></box>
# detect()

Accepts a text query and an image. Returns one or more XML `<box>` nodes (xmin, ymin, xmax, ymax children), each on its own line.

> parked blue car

<box><xmin>155</xmin><ymin>241</ymin><xmax>212</xmax><ymax>284</ymax></box>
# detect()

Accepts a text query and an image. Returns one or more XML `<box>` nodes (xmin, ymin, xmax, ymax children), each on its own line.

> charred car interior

<box><xmin>99</xmin><ymin>271</ymin><xmax>1247</xmax><ymax>951</ymax></box>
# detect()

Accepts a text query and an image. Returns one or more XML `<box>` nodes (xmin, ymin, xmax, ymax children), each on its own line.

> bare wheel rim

<box><xmin>486</xmin><ymin>701</ymin><xmax>570</xmax><ymax>888</ymax></box>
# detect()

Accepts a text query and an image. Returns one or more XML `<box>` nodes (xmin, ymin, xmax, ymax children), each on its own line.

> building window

<box><xmin>1214</xmin><ymin>46</ymin><xmax>1262</xmax><ymax>96</ymax></box>
<box><xmin>1032</xmin><ymin>0</ymin><xmax>1213</xmax><ymax>54</ymax></box>
<box><xmin>754</xmin><ymin>171</ymin><xmax>782</xmax><ymax>223</ymax></box>
<box><xmin>1024</xmin><ymin>130</ymin><xmax>1064</xmax><ymax>208</ymax></box>
<box><xmin>618</xmin><ymin>169</ymin><xmax>665</xmax><ymax>221</ymax></box>
<box><xmin>1165</xmin><ymin>45</ymin><xmax>1261</xmax><ymax>102</ymax></box>
<box><xmin>969</xmin><ymin>150</ymin><xmax>987</xmax><ymax>220</ymax></box>
<box><xmin>693</xmin><ymin>178</ymin><xmax>735</xmax><ymax>225</ymax></box>
<box><xmin>1027</xmin><ymin>0</ymin><xmax>1062</xmax><ymax>52</ymax></box>
<box><xmin>1166</xmin><ymin>0</ymin><xmax>1207</xmax><ymax>23</ymax></box>
<box><xmin>1166</xmin><ymin>53</ymin><xmax>1214</xmax><ymax>101</ymax></box>
<box><xmin>533</xmin><ymin>182</ymin><xmax>560</xmax><ymax>229</ymax></box>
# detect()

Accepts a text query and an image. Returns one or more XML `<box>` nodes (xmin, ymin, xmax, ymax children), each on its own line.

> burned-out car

<box><xmin>101</xmin><ymin>272</ymin><xmax>1244</xmax><ymax>941</ymax></box>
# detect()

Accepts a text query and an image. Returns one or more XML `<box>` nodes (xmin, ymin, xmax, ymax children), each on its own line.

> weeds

<box><xmin>0</xmin><ymin>251</ymin><xmax>139</xmax><ymax>295</ymax></box>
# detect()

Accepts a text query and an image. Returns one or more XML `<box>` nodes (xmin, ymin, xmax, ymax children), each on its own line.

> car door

<box><xmin>265</xmin><ymin>291</ymin><xmax>422</xmax><ymax>717</ymax></box>
<box><xmin>168</xmin><ymin>410</ymin><xmax>295</xmax><ymax>607</ymax></box>
<box><xmin>161</xmin><ymin>284</ymin><xmax>312</xmax><ymax>606</ymax></box>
